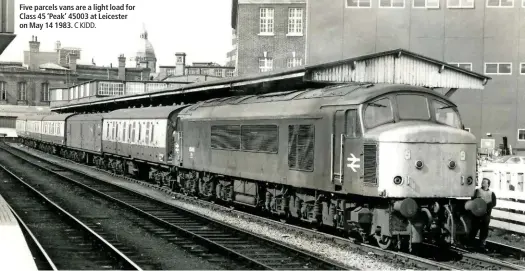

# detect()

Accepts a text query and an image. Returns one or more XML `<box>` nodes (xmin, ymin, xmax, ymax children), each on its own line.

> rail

<box><xmin>0</xmin><ymin>164</ymin><xmax>142</xmax><ymax>270</ymax></box>
<box><xmin>0</xmin><ymin>143</ymin><xmax>350</xmax><ymax>271</ymax></box>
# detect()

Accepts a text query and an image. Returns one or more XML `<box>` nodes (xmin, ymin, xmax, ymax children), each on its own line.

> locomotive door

<box><xmin>342</xmin><ymin>109</ymin><xmax>363</xmax><ymax>184</ymax></box>
<box><xmin>173</xmin><ymin>117</ymin><xmax>183</xmax><ymax>166</ymax></box>
<box><xmin>332</xmin><ymin>109</ymin><xmax>362</xmax><ymax>185</ymax></box>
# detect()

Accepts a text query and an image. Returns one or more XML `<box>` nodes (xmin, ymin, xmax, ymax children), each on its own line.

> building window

<box><xmin>448</xmin><ymin>0</ymin><xmax>474</xmax><ymax>8</ymax></box>
<box><xmin>225</xmin><ymin>69</ymin><xmax>235</xmax><ymax>77</ymax></box>
<box><xmin>259</xmin><ymin>58</ymin><xmax>273</xmax><ymax>73</ymax></box>
<box><xmin>288</xmin><ymin>8</ymin><xmax>303</xmax><ymax>35</ymax></box>
<box><xmin>17</xmin><ymin>82</ymin><xmax>27</xmax><ymax>101</ymax></box>
<box><xmin>485</xmin><ymin>63</ymin><xmax>512</xmax><ymax>75</ymax></box>
<box><xmin>487</xmin><ymin>0</ymin><xmax>513</xmax><ymax>7</ymax></box>
<box><xmin>464</xmin><ymin>127</ymin><xmax>471</xmax><ymax>132</ymax></box>
<box><xmin>449</xmin><ymin>63</ymin><xmax>473</xmax><ymax>71</ymax></box>
<box><xmin>346</xmin><ymin>0</ymin><xmax>372</xmax><ymax>8</ymax></box>
<box><xmin>379</xmin><ymin>0</ymin><xmax>405</xmax><ymax>8</ymax></box>
<box><xmin>259</xmin><ymin>8</ymin><xmax>274</xmax><ymax>35</ymax></box>
<box><xmin>0</xmin><ymin>82</ymin><xmax>6</xmax><ymax>101</ymax></box>
<box><xmin>214</xmin><ymin>69</ymin><xmax>223</xmax><ymax>77</ymax></box>
<box><xmin>166</xmin><ymin>68</ymin><xmax>175</xmax><ymax>76</ymax></box>
<box><xmin>519</xmin><ymin>129</ymin><xmax>525</xmax><ymax>141</ymax></box>
<box><xmin>287</xmin><ymin>57</ymin><xmax>303</xmax><ymax>68</ymax></box>
<box><xmin>413</xmin><ymin>0</ymin><xmax>440</xmax><ymax>8</ymax></box>
<box><xmin>519</xmin><ymin>62</ymin><xmax>525</xmax><ymax>75</ymax></box>
<box><xmin>41</xmin><ymin>83</ymin><xmax>50</xmax><ymax>102</ymax></box>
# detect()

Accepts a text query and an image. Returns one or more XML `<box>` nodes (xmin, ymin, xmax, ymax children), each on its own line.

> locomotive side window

<box><xmin>432</xmin><ymin>100</ymin><xmax>462</xmax><ymax>128</ymax></box>
<box><xmin>364</xmin><ymin>97</ymin><xmax>393</xmax><ymax>129</ymax></box>
<box><xmin>396</xmin><ymin>94</ymin><xmax>430</xmax><ymax>120</ymax></box>
<box><xmin>346</xmin><ymin>109</ymin><xmax>361</xmax><ymax>138</ymax></box>
<box><xmin>288</xmin><ymin>124</ymin><xmax>315</xmax><ymax>171</ymax></box>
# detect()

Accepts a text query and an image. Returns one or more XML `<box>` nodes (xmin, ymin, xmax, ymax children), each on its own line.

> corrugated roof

<box><xmin>103</xmin><ymin>104</ymin><xmax>189</xmax><ymax>119</ymax></box>
<box><xmin>51</xmin><ymin>49</ymin><xmax>491</xmax><ymax>111</ymax></box>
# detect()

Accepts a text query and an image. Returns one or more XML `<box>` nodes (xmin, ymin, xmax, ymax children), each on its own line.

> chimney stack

<box><xmin>68</xmin><ymin>53</ymin><xmax>78</xmax><ymax>72</ymax></box>
<box><xmin>118</xmin><ymin>54</ymin><xmax>126</xmax><ymax>80</ymax></box>
<box><xmin>29</xmin><ymin>35</ymin><xmax>40</xmax><ymax>52</ymax></box>
<box><xmin>175</xmin><ymin>52</ymin><xmax>186</xmax><ymax>76</ymax></box>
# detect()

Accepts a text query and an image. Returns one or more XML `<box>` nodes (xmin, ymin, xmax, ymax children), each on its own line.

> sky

<box><xmin>0</xmin><ymin>0</ymin><xmax>234</xmax><ymax>67</ymax></box>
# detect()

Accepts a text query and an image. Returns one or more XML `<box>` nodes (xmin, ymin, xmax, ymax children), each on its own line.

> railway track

<box><xmin>0</xmin><ymin>165</ymin><xmax>143</xmax><ymax>270</ymax></box>
<box><xmin>6</xmin><ymin>142</ymin><xmax>525</xmax><ymax>270</ymax></box>
<box><xmin>0</xmin><ymin>143</ymin><xmax>350</xmax><ymax>271</ymax></box>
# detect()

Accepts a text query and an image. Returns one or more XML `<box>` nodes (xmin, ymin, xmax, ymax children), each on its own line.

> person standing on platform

<box><xmin>469</xmin><ymin>178</ymin><xmax>497</xmax><ymax>250</ymax></box>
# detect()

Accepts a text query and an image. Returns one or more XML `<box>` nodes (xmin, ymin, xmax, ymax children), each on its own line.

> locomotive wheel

<box><xmin>377</xmin><ymin>235</ymin><xmax>393</xmax><ymax>250</ymax></box>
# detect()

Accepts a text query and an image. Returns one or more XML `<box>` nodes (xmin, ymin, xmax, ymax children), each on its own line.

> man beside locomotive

<box><xmin>469</xmin><ymin>178</ymin><xmax>497</xmax><ymax>251</ymax></box>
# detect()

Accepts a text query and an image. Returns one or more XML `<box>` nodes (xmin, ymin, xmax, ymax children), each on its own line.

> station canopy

<box><xmin>51</xmin><ymin>49</ymin><xmax>491</xmax><ymax>113</ymax></box>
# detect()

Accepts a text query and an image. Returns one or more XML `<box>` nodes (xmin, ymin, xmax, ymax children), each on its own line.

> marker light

<box><xmin>467</xmin><ymin>176</ymin><xmax>473</xmax><ymax>185</ymax></box>
<box><xmin>393</xmin><ymin>176</ymin><xmax>403</xmax><ymax>185</ymax></box>
<box><xmin>448</xmin><ymin>160</ymin><xmax>456</xmax><ymax>169</ymax></box>
<box><xmin>415</xmin><ymin>160</ymin><xmax>423</xmax><ymax>170</ymax></box>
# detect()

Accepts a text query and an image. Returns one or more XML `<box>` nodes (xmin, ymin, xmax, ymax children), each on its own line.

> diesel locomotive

<box><xmin>15</xmin><ymin>82</ymin><xmax>487</xmax><ymax>251</ymax></box>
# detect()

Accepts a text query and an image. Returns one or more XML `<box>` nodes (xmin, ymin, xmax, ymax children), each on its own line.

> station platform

<box><xmin>0</xmin><ymin>194</ymin><xmax>38</xmax><ymax>270</ymax></box>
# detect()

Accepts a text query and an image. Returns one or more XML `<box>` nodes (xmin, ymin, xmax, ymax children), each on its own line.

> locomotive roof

<box><xmin>42</xmin><ymin>113</ymin><xmax>77</xmax><ymax>121</ymax></box>
<box><xmin>178</xmin><ymin>83</ymin><xmax>455</xmax><ymax>120</ymax></box>
<box><xmin>103</xmin><ymin>104</ymin><xmax>190</xmax><ymax>120</ymax></box>
<box><xmin>68</xmin><ymin>113</ymin><xmax>104</xmax><ymax>121</ymax></box>
<box><xmin>25</xmin><ymin>115</ymin><xmax>49</xmax><ymax>121</ymax></box>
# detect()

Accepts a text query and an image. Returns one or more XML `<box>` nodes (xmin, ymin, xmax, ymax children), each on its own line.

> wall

<box><xmin>236</xmin><ymin>1</ymin><xmax>306</xmax><ymax>75</ymax></box>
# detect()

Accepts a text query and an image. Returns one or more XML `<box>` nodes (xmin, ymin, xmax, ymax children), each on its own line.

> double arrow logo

<box><xmin>346</xmin><ymin>153</ymin><xmax>361</xmax><ymax>172</ymax></box>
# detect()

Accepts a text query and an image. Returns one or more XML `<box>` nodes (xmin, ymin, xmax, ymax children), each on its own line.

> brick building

<box><xmin>231</xmin><ymin>0</ymin><xmax>306</xmax><ymax>76</ymax></box>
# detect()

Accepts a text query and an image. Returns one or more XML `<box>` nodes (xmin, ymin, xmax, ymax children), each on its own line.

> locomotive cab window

<box><xmin>432</xmin><ymin>100</ymin><xmax>462</xmax><ymax>128</ymax></box>
<box><xmin>364</xmin><ymin>97</ymin><xmax>394</xmax><ymax>129</ymax></box>
<box><xmin>346</xmin><ymin>109</ymin><xmax>361</xmax><ymax>138</ymax></box>
<box><xmin>396</xmin><ymin>94</ymin><xmax>430</xmax><ymax>120</ymax></box>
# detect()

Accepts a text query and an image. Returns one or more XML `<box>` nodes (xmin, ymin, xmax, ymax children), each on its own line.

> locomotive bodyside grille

<box><xmin>211</xmin><ymin>125</ymin><xmax>241</xmax><ymax>150</ymax></box>
<box><xmin>363</xmin><ymin>144</ymin><xmax>378</xmax><ymax>184</ymax></box>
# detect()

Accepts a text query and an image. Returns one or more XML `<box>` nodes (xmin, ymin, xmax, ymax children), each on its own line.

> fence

<box><xmin>478</xmin><ymin>166</ymin><xmax>525</xmax><ymax>234</ymax></box>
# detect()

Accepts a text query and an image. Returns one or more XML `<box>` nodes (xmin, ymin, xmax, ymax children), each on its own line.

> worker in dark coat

<box><xmin>469</xmin><ymin>178</ymin><xmax>497</xmax><ymax>250</ymax></box>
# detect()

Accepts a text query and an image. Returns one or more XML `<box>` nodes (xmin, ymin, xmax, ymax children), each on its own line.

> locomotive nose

<box><xmin>375</xmin><ymin>122</ymin><xmax>476</xmax><ymax>144</ymax></box>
